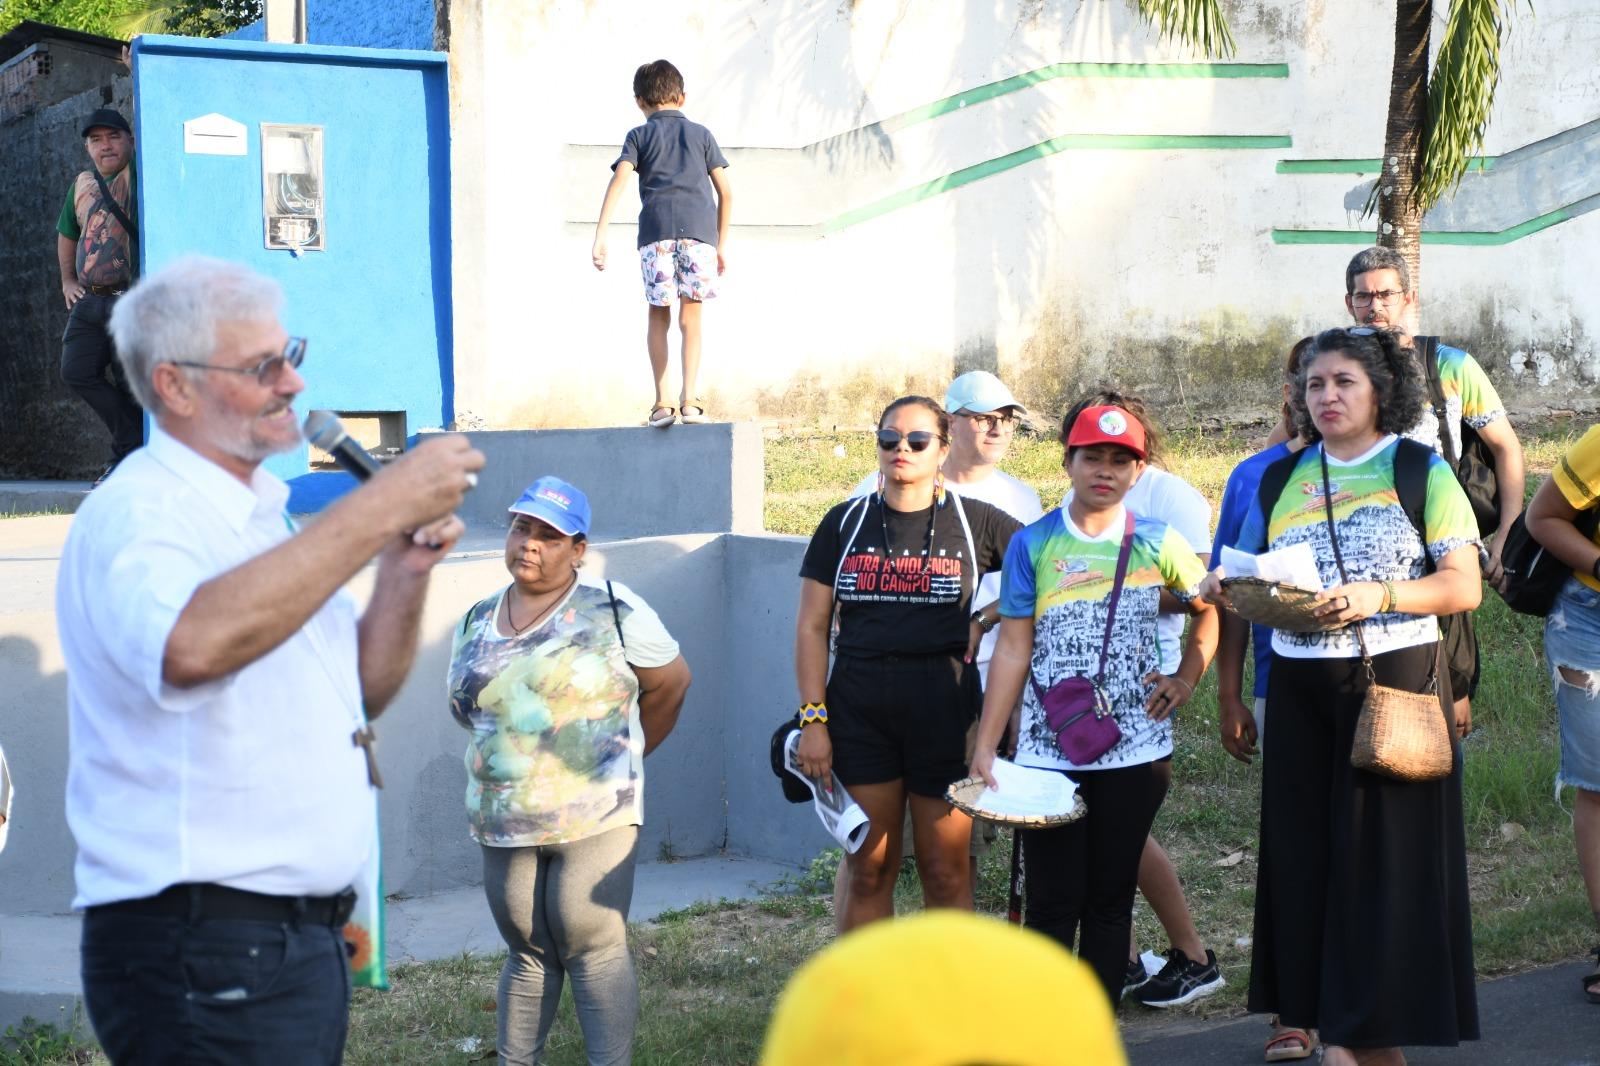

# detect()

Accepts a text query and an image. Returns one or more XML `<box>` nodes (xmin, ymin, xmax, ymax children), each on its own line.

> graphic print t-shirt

<box><xmin>447</xmin><ymin>578</ymin><xmax>679</xmax><ymax>847</ymax></box>
<box><xmin>1553</xmin><ymin>424</ymin><xmax>1600</xmax><ymax>593</ymax></box>
<box><xmin>850</xmin><ymin>470</ymin><xmax>1043</xmax><ymax>668</ymax></box>
<box><xmin>1405</xmin><ymin>343</ymin><xmax>1507</xmax><ymax>460</ymax></box>
<box><xmin>1234</xmin><ymin>436</ymin><xmax>1479</xmax><ymax>659</ymax></box>
<box><xmin>800</xmin><ymin>493</ymin><xmax>1020</xmax><ymax>657</ymax></box>
<box><xmin>57</xmin><ymin>162</ymin><xmax>137</xmax><ymax>287</ymax></box>
<box><xmin>1000</xmin><ymin>506</ymin><xmax>1207</xmax><ymax>770</ymax></box>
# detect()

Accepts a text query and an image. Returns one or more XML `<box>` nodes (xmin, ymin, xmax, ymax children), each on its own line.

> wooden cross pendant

<box><xmin>352</xmin><ymin>725</ymin><xmax>384</xmax><ymax>789</ymax></box>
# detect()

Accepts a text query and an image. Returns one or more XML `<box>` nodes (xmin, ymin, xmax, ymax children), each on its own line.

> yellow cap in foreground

<box><xmin>759</xmin><ymin>911</ymin><xmax>1127</xmax><ymax>1066</ymax></box>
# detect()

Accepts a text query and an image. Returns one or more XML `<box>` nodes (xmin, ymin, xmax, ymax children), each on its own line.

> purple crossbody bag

<box><xmin>1028</xmin><ymin>510</ymin><xmax>1134</xmax><ymax>765</ymax></box>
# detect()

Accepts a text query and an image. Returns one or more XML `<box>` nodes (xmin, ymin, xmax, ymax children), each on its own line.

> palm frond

<box><xmin>1420</xmin><ymin>0</ymin><xmax>1529</xmax><ymax>209</ymax></box>
<box><xmin>1131</xmin><ymin>0</ymin><xmax>1236</xmax><ymax>58</ymax></box>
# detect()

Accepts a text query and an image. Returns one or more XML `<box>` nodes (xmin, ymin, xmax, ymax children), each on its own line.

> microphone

<box><xmin>303</xmin><ymin>410</ymin><xmax>381</xmax><ymax>480</ymax></box>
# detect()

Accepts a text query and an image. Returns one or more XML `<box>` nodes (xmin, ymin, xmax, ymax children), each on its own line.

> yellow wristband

<box><xmin>799</xmin><ymin>702</ymin><xmax>828</xmax><ymax>725</ymax></box>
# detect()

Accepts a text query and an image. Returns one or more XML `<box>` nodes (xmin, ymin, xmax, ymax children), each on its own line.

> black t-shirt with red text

<box><xmin>800</xmin><ymin>493</ymin><xmax>1020</xmax><ymax>658</ymax></box>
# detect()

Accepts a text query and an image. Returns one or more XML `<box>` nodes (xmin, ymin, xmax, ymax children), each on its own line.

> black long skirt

<box><xmin>1247</xmin><ymin>643</ymin><xmax>1479</xmax><ymax>1048</ymax></box>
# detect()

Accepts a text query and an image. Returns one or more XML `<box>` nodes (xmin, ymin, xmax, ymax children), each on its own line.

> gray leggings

<box><xmin>482</xmin><ymin>826</ymin><xmax>640</xmax><ymax>1066</ymax></box>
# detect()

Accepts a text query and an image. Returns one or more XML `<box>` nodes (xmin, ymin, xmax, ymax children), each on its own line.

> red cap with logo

<box><xmin>1066</xmin><ymin>405</ymin><xmax>1147</xmax><ymax>459</ymax></box>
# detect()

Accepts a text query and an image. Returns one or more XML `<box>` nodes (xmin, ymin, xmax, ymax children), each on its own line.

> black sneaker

<box><xmin>1122</xmin><ymin>956</ymin><xmax>1151</xmax><ymax>998</ymax></box>
<box><xmin>1133</xmin><ymin>947</ymin><xmax>1224</xmax><ymax>1007</ymax></box>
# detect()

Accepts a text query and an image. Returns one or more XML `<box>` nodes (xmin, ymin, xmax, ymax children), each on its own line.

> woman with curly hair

<box><xmin>1202</xmin><ymin>327</ymin><xmax>1482</xmax><ymax>1064</ymax></box>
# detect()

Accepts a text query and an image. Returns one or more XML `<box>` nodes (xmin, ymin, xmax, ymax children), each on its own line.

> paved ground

<box><xmin>0</xmin><ymin>853</ymin><xmax>795</xmax><ymax>1033</ymax></box>
<box><xmin>1124</xmin><ymin>957</ymin><xmax>1600</xmax><ymax>1065</ymax></box>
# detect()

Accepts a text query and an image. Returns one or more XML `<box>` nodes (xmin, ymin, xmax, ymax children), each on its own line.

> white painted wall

<box><xmin>450</xmin><ymin>0</ymin><xmax>1600</xmax><ymax>429</ymax></box>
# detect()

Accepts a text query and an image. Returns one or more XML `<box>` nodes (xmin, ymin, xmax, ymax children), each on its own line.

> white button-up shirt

<box><xmin>59</xmin><ymin>427</ymin><xmax>374</xmax><ymax>908</ymax></box>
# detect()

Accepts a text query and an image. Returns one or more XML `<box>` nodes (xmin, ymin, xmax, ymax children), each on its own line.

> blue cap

<box><xmin>508</xmin><ymin>476</ymin><xmax>591</xmax><ymax>536</ymax></box>
<box><xmin>944</xmin><ymin>371</ymin><xmax>1026</xmax><ymax>416</ymax></box>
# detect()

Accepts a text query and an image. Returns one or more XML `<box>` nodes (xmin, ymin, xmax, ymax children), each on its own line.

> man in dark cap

<box><xmin>56</xmin><ymin>107</ymin><xmax>143</xmax><ymax>482</ymax></box>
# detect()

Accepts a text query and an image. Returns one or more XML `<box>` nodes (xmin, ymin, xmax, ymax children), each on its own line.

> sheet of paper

<box><xmin>975</xmin><ymin>758</ymin><xmax>1078</xmax><ymax>818</ymax></box>
<box><xmin>1254</xmin><ymin>542</ymin><xmax>1323</xmax><ymax>590</ymax></box>
<box><xmin>1219</xmin><ymin>545</ymin><xmax>1259</xmax><ymax>578</ymax></box>
<box><xmin>1221</xmin><ymin>542</ymin><xmax>1323</xmax><ymax>591</ymax></box>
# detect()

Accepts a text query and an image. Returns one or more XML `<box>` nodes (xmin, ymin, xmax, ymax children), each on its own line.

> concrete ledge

<box><xmin>0</xmin><ymin>482</ymin><xmax>89</xmax><ymax>517</ymax></box>
<box><xmin>459</xmin><ymin>423</ymin><xmax>764</xmax><ymax>540</ymax></box>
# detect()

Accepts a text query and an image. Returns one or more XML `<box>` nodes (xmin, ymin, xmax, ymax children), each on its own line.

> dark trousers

<box><xmin>61</xmin><ymin>292</ymin><xmax>144</xmax><ymax>462</ymax></box>
<box><xmin>81</xmin><ymin>908</ymin><xmax>351</xmax><ymax>1065</ymax></box>
<box><xmin>1021</xmin><ymin>758</ymin><xmax>1171</xmax><ymax>1005</ymax></box>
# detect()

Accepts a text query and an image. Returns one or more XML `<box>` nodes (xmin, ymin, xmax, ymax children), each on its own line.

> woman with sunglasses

<box><xmin>794</xmin><ymin>396</ymin><xmax>1021</xmax><ymax>931</ymax></box>
<box><xmin>1201</xmin><ymin>327</ymin><xmax>1481</xmax><ymax>1064</ymax></box>
<box><xmin>969</xmin><ymin>403</ymin><xmax>1215</xmax><ymax>1006</ymax></box>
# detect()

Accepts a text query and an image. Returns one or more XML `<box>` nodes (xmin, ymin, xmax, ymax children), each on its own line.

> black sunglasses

<box><xmin>876</xmin><ymin>429</ymin><xmax>944</xmax><ymax>452</ymax></box>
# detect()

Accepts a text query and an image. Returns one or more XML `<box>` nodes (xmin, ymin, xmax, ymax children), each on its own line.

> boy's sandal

<box><xmin>1264</xmin><ymin>1018</ymin><xmax>1318</xmax><ymax>1062</ymax></box>
<box><xmin>1582</xmin><ymin>946</ymin><xmax>1600</xmax><ymax>1003</ymax></box>
<box><xmin>648</xmin><ymin>405</ymin><xmax>676</xmax><ymax>428</ymax></box>
<box><xmin>680</xmin><ymin>400</ymin><xmax>709</xmax><ymax>425</ymax></box>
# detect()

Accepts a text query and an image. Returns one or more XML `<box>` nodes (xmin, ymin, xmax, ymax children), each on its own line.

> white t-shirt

<box><xmin>58</xmin><ymin>427</ymin><xmax>375</xmax><ymax>908</ymax></box>
<box><xmin>1064</xmin><ymin>466</ymin><xmax>1211</xmax><ymax>674</ymax></box>
<box><xmin>851</xmin><ymin>467</ymin><xmax>1044</xmax><ymax>673</ymax></box>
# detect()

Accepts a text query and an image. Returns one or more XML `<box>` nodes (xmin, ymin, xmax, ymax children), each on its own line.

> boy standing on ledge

<box><xmin>593</xmin><ymin>59</ymin><xmax>733</xmax><ymax>429</ymax></box>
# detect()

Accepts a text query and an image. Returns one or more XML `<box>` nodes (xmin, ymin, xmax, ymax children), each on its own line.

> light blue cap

<box><xmin>944</xmin><ymin>371</ymin><xmax>1026</xmax><ymax>415</ymax></box>
<box><xmin>508</xmin><ymin>475</ymin><xmax>591</xmax><ymax>536</ymax></box>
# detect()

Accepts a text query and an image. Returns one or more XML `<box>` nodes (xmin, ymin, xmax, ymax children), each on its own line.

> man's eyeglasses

<box><xmin>963</xmin><ymin>412</ymin><xmax>1016</xmax><ymax>433</ymax></box>
<box><xmin>1349</xmin><ymin>289</ymin><xmax>1405</xmax><ymax>308</ymax></box>
<box><xmin>167</xmin><ymin>337</ymin><xmax>307</xmax><ymax>386</ymax></box>
<box><xmin>876</xmin><ymin>429</ymin><xmax>944</xmax><ymax>452</ymax></box>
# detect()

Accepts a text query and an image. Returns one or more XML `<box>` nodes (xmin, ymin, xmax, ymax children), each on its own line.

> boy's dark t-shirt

<box><xmin>800</xmin><ymin>495</ymin><xmax>1020</xmax><ymax>658</ymax></box>
<box><xmin>614</xmin><ymin>110</ymin><xmax>729</xmax><ymax>249</ymax></box>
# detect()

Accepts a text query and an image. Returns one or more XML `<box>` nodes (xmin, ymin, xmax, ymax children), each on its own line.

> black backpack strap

<box><xmin>606</xmin><ymin>580</ymin><xmax>626</xmax><ymax>651</ymax></box>
<box><xmin>1415</xmin><ymin>335</ymin><xmax>1457</xmax><ymax>467</ymax></box>
<box><xmin>1392</xmin><ymin>437</ymin><xmax>1435</xmax><ymax>573</ymax></box>
<box><xmin>1255</xmin><ymin>449</ymin><xmax>1304</xmax><ymax>529</ymax></box>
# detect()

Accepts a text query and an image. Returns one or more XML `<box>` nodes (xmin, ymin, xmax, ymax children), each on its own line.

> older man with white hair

<box><xmin>58</xmin><ymin>256</ymin><xmax>484</xmax><ymax>1064</ymax></box>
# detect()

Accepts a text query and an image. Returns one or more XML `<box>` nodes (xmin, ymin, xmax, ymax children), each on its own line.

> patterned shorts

<box><xmin>638</xmin><ymin>239</ymin><xmax>718</xmax><ymax>306</ymax></box>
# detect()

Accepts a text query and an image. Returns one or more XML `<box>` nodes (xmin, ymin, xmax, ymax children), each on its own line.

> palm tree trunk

<box><xmin>1380</xmin><ymin>0</ymin><xmax>1432</xmax><ymax>307</ymax></box>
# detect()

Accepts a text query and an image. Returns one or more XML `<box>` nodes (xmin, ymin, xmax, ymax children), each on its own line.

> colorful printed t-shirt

<box><xmin>57</xmin><ymin>161</ymin><xmax>138</xmax><ymax>287</ymax></box>
<box><xmin>1234</xmin><ymin>435</ymin><xmax>1479</xmax><ymax>659</ymax></box>
<box><xmin>448</xmin><ymin>578</ymin><xmax>679</xmax><ymax>847</ymax></box>
<box><xmin>1404</xmin><ymin>343</ymin><xmax>1506</xmax><ymax>461</ymax></box>
<box><xmin>1000</xmin><ymin>505</ymin><xmax>1207</xmax><ymax>771</ymax></box>
<box><xmin>1553</xmin><ymin>424</ymin><xmax>1600</xmax><ymax>593</ymax></box>
<box><xmin>800</xmin><ymin>493</ymin><xmax>1019</xmax><ymax>658</ymax></box>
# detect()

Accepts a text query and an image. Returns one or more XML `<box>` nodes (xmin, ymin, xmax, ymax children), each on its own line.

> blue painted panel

<box><xmin>311</xmin><ymin>0</ymin><xmax>434</xmax><ymax>51</ymax></box>
<box><xmin>130</xmin><ymin>36</ymin><xmax>451</xmax><ymax>485</ymax></box>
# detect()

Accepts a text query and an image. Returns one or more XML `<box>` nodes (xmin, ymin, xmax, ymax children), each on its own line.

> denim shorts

<box><xmin>1546</xmin><ymin>577</ymin><xmax>1600</xmax><ymax>792</ymax></box>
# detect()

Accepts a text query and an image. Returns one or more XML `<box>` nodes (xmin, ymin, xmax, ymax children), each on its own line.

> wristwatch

<box><xmin>972</xmin><ymin>611</ymin><xmax>998</xmax><ymax>633</ymax></box>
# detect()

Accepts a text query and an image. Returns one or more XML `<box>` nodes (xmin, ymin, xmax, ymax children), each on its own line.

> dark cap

<box><xmin>81</xmin><ymin>108</ymin><xmax>132</xmax><ymax>138</ymax></box>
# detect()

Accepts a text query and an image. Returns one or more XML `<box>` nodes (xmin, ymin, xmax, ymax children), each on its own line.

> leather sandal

<box><xmin>1583</xmin><ymin>946</ymin><xmax>1600</xmax><ymax>1003</ymax></box>
<box><xmin>680</xmin><ymin>399</ymin><xmax>709</xmax><ymax>425</ymax></box>
<box><xmin>648</xmin><ymin>405</ymin><xmax>676</xmax><ymax>428</ymax></box>
<box><xmin>1264</xmin><ymin>1017</ymin><xmax>1318</xmax><ymax>1061</ymax></box>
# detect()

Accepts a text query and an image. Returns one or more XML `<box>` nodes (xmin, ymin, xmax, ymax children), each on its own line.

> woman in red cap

<box><xmin>970</xmin><ymin>402</ymin><xmax>1217</xmax><ymax>1004</ymax></box>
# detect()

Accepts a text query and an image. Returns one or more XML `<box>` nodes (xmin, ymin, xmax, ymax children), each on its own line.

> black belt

<box><xmin>95</xmin><ymin>883</ymin><xmax>356</xmax><ymax>927</ymax></box>
<box><xmin>84</xmin><ymin>283</ymin><xmax>127</xmax><ymax>297</ymax></box>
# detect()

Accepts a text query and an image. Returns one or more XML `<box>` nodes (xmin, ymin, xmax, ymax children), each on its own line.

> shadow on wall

<box><xmin>0</xmin><ymin>635</ymin><xmax>75</xmax><ymax>915</ymax></box>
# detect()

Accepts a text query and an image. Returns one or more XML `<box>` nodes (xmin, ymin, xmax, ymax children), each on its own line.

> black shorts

<box><xmin>825</xmin><ymin>652</ymin><xmax>981</xmax><ymax>798</ymax></box>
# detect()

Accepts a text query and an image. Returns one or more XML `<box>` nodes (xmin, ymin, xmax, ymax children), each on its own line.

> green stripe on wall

<box><xmin>892</xmin><ymin>63</ymin><xmax>1290</xmax><ymax>129</ymax></box>
<box><xmin>1271</xmin><ymin>200</ymin><xmax>1588</xmax><ymax>247</ymax></box>
<box><xmin>823</xmin><ymin>133</ymin><xmax>1291</xmax><ymax>233</ymax></box>
<box><xmin>1275</xmin><ymin>157</ymin><xmax>1494</xmax><ymax>174</ymax></box>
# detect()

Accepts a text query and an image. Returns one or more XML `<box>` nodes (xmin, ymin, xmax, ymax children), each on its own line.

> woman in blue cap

<box><xmin>448</xmin><ymin>476</ymin><xmax>692</xmax><ymax>1066</ymax></box>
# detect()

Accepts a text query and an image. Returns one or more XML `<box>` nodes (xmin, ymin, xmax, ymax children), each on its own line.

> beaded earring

<box><xmin>934</xmin><ymin>470</ymin><xmax>947</xmax><ymax>508</ymax></box>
